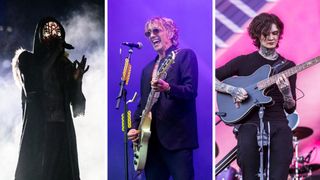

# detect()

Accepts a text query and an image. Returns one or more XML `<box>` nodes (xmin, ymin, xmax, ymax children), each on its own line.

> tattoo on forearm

<box><xmin>280</xmin><ymin>86</ymin><xmax>291</xmax><ymax>95</ymax></box>
<box><xmin>283</xmin><ymin>96</ymin><xmax>295</xmax><ymax>109</ymax></box>
<box><xmin>216</xmin><ymin>79</ymin><xmax>235</xmax><ymax>94</ymax></box>
<box><xmin>282</xmin><ymin>88</ymin><xmax>296</xmax><ymax>109</ymax></box>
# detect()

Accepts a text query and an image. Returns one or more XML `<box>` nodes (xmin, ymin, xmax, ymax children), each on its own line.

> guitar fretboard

<box><xmin>145</xmin><ymin>90</ymin><xmax>159</xmax><ymax>114</ymax></box>
<box><xmin>257</xmin><ymin>56</ymin><xmax>320</xmax><ymax>90</ymax></box>
<box><xmin>138</xmin><ymin>82</ymin><xmax>161</xmax><ymax>130</ymax></box>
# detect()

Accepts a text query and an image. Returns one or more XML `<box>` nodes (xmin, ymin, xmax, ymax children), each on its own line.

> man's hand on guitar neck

<box><xmin>216</xmin><ymin>78</ymin><xmax>248</xmax><ymax>108</ymax></box>
<box><xmin>128</xmin><ymin>129</ymin><xmax>141</xmax><ymax>142</ymax></box>
<box><xmin>151</xmin><ymin>79</ymin><xmax>170</xmax><ymax>92</ymax></box>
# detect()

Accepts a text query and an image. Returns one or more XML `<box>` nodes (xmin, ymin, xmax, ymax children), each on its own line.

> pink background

<box><xmin>216</xmin><ymin>0</ymin><xmax>320</xmax><ymax>172</ymax></box>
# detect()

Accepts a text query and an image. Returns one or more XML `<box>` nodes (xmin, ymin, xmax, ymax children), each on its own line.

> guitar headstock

<box><xmin>157</xmin><ymin>51</ymin><xmax>176</xmax><ymax>79</ymax></box>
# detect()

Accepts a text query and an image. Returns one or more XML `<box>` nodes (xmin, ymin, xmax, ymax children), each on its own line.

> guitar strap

<box><xmin>264</xmin><ymin>56</ymin><xmax>289</xmax><ymax>103</ymax></box>
<box><xmin>271</xmin><ymin>56</ymin><xmax>288</xmax><ymax>75</ymax></box>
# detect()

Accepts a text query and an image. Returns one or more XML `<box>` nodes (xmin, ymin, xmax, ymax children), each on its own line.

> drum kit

<box><xmin>216</xmin><ymin>112</ymin><xmax>319</xmax><ymax>180</ymax></box>
<box><xmin>216</xmin><ymin>126</ymin><xmax>319</xmax><ymax>180</ymax></box>
<box><xmin>289</xmin><ymin>126</ymin><xmax>319</xmax><ymax>180</ymax></box>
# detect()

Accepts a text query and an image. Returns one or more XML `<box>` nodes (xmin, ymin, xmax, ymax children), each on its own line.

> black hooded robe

<box><xmin>13</xmin><ymin>17</ymin><xmax>85</xmax><ymax>180</ymax></box>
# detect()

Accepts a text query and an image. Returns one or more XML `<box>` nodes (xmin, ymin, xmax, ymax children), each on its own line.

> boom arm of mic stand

<box><xmin>305</xmin><ymin>147</ymin><xmax>316</xmax><ymax>163</ymax></box>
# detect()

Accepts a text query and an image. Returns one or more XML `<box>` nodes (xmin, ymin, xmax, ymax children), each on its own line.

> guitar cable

<box><xmin>295</xmin><ymin>87</ymin><xmax>305</xmax><ymax>101</ymax></box>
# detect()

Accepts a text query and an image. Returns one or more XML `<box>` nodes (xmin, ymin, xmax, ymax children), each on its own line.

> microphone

<box><xmin>122</xmin><ymin>42</ymin><xmax>143</xmax><ymax>49</ymax></box>
<box><xmin>63</xmin><ymin>42</ymin><xmax>74</xmax><ymax>49</ymax></box>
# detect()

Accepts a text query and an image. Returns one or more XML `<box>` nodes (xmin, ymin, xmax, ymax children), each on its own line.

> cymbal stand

<box><xmin>293</xmin><ymin>136</ymin><xmax>299</xmax><ymax>180</ymax></box>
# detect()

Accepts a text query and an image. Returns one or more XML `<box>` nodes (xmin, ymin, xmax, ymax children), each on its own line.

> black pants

<box><xmin>144</xmin><ymin>136</ymin><xmax>194</xmax><ymax>180</ymax></box>
<box><xmin>236</xmin><ymin>122</ymin><xmax>293</xmax><ymax>180</ymax></box>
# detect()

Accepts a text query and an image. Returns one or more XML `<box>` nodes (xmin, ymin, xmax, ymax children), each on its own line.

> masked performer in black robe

<box><xmin>12</xmin><ymin>17</ymin><xmax>89</xmax><ymax>180</ymax></box>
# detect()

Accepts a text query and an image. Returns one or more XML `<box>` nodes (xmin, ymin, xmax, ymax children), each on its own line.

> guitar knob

<box><xmin>134</xmin><ymin>153</ymin><xmax>139</xmax><ymax>158</ymax></box>
<box><xmin>134</xmin><ymin>160</ymin><xmax>137</xmax><ymax>165</ymax></box>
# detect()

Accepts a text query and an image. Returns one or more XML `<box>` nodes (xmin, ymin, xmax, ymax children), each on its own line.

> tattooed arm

<box><xmin>276</xmin><ymin>74</ymin><xmax>296</xmax><ymax>109</ymax></box>
<box><xmin>216</xmin><ymin>78</ymin><xmax>235</xmax><ymax>94</ymax></box>
<box><xmin>216</xmin><ymin>78</ymin><xmax>248</xmax><ymax>103</ymax></box>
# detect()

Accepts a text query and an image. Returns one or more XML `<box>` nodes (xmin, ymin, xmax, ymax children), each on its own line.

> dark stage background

<box><xmin>108</xmin><ymin>0</ymin><xmax>213</xmax><ymax>179</ymax></box>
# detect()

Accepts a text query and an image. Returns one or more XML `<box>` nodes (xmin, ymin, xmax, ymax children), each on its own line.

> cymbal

<box><xmin>306</xmin><ymin>164</ymin><xmax>320</xmax><ymax>171</ymax></box>
<box><xmin>292</xmin><ymin>126</ymin><xmax>313</xmax><ymax>140</ymax></box>
<box><xmin>289</xmin><ymin>164</ymin><xmax>320</xmax><ymax>174</ymax></box>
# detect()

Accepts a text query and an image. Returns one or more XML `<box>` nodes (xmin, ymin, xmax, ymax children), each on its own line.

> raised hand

<box><xmin>73</xmin><ymin>55</ymin><xmax>89</xmax><ymax>81</ymax></box>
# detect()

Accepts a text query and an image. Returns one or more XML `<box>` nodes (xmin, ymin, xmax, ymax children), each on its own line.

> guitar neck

<box><xmin>145</xmin><ymin>89</ymin><xmax>158</xmax><ymax>113</ymax></box>
<box><xmin>138</xmin><ymin>89</ymin><xmax>159</xmax><ymax>130</ymax></box>
<box><xmin>257</xmin><ymin>56</ymin><xmax>320</xmax><ymax>90</ymax></box>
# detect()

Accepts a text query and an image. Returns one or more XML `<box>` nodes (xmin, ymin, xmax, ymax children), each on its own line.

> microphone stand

<box><xmin>116</xmin><ymin>48</ymin><xmax>134</xmax><ymax>180</ymax></box>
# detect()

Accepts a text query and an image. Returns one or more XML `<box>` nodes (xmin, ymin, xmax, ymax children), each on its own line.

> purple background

<box><xmin>108</xmin><ymin>0</ymin><xmax>212</xmax><ymax>179</ymax></box>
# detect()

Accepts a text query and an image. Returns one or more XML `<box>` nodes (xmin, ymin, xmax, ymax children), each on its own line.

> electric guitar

<box><xmin>133</xmin><ymin>51</ymin><xmax>177</xmax><ymax>171</ymax></box>
<box><xmin>217</xmin><ymin>56</ymin><xmax>320</xmax><ymax>124</ymax></box>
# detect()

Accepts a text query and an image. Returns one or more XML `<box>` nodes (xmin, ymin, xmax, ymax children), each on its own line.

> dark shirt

<box><xmin>216</xmin><ymin>51</ymin><xmax>297</xmax><ymax>124</ymax></box>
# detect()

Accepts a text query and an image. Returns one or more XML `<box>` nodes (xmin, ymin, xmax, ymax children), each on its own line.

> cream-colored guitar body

<box><xmin>133</xmin><ymin>111</ymin><xmax>152</xmax><ymax>171</ymax></box>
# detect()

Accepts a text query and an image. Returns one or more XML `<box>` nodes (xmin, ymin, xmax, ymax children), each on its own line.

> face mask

<box><xmin>41</xmin><ymin>21</ymin><xmax>63</xmax><ymax>47</ymax></box>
